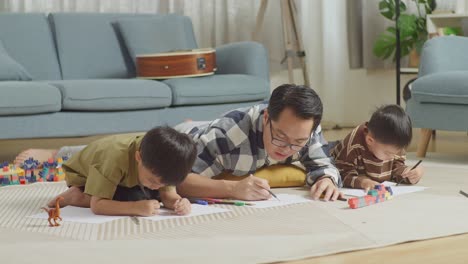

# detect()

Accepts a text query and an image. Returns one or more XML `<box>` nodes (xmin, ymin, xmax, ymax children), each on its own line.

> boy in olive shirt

<box><xmin>48</xmin><ymin>126</ymin><xmax>197</xmax><ymax>216</ymax></box>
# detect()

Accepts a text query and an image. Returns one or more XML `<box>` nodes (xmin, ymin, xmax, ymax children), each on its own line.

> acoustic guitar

<box><xmin>136</xmin><ymin>48</ymin><xmax>217</xmax><ymax>79</ymax></box>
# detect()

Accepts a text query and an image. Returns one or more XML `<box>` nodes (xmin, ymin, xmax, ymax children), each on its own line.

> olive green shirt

<box><xmin>64</xmin><ymin>133</ymin><xmax>145</xmax><ymax>199</ymax></box>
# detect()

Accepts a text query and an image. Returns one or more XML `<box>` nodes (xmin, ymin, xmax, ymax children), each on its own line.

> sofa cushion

<box><xmin>412</xmin><ymin>71</ymin><xmax>468</xmax><ymax>105</ymax></box>
<box><xmin>0</xmin><ymin>82</ymin><xmax>61</xmax><ymax>116</ymax></box>
<box><xmin>49</xmin><ymin>13</ymin><xmax>139</xmax><ymax>79</ymax></box>
<box><xmin>117</xmin><ymin>15</ymin><xmax>197</xmax><ymax>63</ymax></box>
<box><xmin>48</xmin><ymin>79</ymin><xmax>172</xmax><ymax>111</ymax></box>
<box><xmin>164</xmin><ymin>74</ymin><xmax>269</xmax><ymax>106</ymax></box>
<box><xmin>0</xmin><ymin>13</ymin><xmax>61</xmax><ymax>80</ymax></box>
<box><xmin>0</xmin><ymin>40</ymin><xmax>32</xmax><ymax>81</ymax></box>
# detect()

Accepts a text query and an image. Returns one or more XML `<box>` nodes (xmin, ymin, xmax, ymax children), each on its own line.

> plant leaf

<box><xmin>398</xmin><ymin>14</ymin><xmax>418</xmax><ymax>38</ymax></box>
<box><xmin>423</xmin><ymin>0</ymin><xmax>436</xmax><ymax>14</ymax></box>
<box><xmin>373</xmin><ymin>30</ymin><xmax>396</xmax><ymax>60</ymax></box>
<box><xmin>378</xmin><ymin>0</ymin><xmax>407</xmax><ymax>20</ymax></box>
<box><xmin>415</xmin><ymin>38</ymin><xmax>426</xmax><ymax>54</ymax></box>
<box><xmin>379</xmin><ymin>0</ymin><xmax>395</xmax><ymax>20</ymax></box>
<box><xmin>374</xmin><ymin>0</ymin><xmax>430</xmax><ymax>61</ymax></box>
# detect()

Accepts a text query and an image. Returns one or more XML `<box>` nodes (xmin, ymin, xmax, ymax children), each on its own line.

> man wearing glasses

<box><xmin>174</xmin><ymin>84</ymin><xmax>342</xmax><ymax>201</ymax></box>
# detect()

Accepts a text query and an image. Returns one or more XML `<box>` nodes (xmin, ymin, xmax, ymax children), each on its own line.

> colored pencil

<box><xmin>396</xmin><ymin>160</ymin><xmax>422</xmax><ymax>186</ymax></box>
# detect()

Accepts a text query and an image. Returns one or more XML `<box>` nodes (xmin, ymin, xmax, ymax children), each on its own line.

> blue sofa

<box><xmin>0</xmin><ymin>13</ymin><xmax>269</xmax><ymax>139</ymax></box>
<box><xmin>406</xmin><ymin>36</ymin><xmax>468</xmax><ymax>157</ymax></box>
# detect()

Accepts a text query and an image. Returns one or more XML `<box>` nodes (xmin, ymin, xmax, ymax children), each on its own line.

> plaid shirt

<box><xmin>175</xmin><ymin>103</ymin><xmax>341</xmax><ymax>187</ymax></box>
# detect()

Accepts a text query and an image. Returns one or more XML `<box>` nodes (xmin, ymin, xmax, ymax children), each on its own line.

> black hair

<box><xmin>367</xmin><ymin>105</ymin><xmax>412</xmax><ymax>148</ymax></box>
<box><xmin>267</xmin><ymin>84</ymin><xmax>323</xmax><ymax>132</ymax></box>
<box><xmin>139</xmin><ymin>126</ymin><xmax>197</xmax><ymax>185</ymax></box>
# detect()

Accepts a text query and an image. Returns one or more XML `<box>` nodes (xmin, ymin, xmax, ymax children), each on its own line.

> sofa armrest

<box><xmin>215</xmin><ymin>41</ymin><xmax>269</xmax><ymax>81</ymax></box>
<box><xmin>419</xmin><ymin>36</ymin><xmax>468</xmax><ymax>77</ymax></box>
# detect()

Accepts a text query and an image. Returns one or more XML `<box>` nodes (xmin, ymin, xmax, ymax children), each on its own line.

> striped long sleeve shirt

<box><xmin>330</xmin><ymin>124</ymin><xmax>408</xmax><ymax>189</ymax></box>
<box><xmin>175</xmin><ymin>103</ymin><xmax>341</xmax><ymax>187</ymax></box>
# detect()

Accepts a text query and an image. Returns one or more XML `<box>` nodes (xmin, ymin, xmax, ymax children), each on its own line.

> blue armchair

<box><xmin>406</xmin><ymin>36</ymin><xmax>468</xmax><ymax>157</ymax></box>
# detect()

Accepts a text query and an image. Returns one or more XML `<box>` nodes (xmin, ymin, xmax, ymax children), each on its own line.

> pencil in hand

<box><xmin>265</xmin><ymin>188</ymin><xmax>280</xmax><ymax>201</ymax></box>
<box><xmin>251</xmin><ymin>174</ymin><xmax>280</xmax><ymax>201</ymax></box>
<box><xmin>337</xmin><ymin>196</ymin><xmax>347</xmax><ymax>202</ymax></box>
<box><xmin>320</xmin><ymin>193</ymin><xmax>347</xmax><ymax>202</ymax></box>
<box><xmin>397</xmin><ymin>160</ymin><xmax>422</xmax><ymax>186</ymax></box>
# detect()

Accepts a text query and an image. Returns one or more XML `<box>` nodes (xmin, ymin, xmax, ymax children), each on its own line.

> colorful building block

<box><xmin>0</xmin><ymin>163</ymin><xmax>25</xmax><ymax>186</ymax></box>
<box><xmin>348</xmin><ymin>184</ymin><xmax>394</xmax><ymax>209</ymax></box>
<box><xmin>22</xmin><ymin>157</ymin><xmax>40</xmax><ymax>182</ymax></box>
<box><xmin>0</xmin><ymin>156</ymin><xmax>68</xmax><ymax>187</ymax></box>
<box><xmin>38</xmin><ymin>157</ymin><xmax>67</xmax><ymax>183</ymax></box>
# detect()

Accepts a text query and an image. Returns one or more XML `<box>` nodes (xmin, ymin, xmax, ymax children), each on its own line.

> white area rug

<box><xmin>1</xmin><ymin>153</ymin><xmax>468</xmax><ymax>263</ymax></box>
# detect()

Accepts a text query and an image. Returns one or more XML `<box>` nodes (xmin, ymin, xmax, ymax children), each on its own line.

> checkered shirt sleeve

<box><xmin>298</xmin><ymin>125</ymin><xmax>342</xmax><ymax>187</ymax></box>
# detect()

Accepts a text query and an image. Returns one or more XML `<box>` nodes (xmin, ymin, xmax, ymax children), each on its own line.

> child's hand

<box><xmin>361</xmin><ymin>178</ymin><xmax>380</xmax><ymax>193</ymax></box>
<box><xmin>310</xmin><ymin>177</ymin><xmax>342</xmax><ymax>201</ymax></box>
<box><xmin>401</xmin><ymin>166</ymin><xmax>424</xmax><ymax>184</ymax></box>
<box><xmin>134</xmin><ymin>199</ymin><xmax>160</xmax><ymax>216</ymax></box>
<box><xmin>174</xmin><ymin>198</ymin><xmax>191</xmax><ymax>215</ymax></box>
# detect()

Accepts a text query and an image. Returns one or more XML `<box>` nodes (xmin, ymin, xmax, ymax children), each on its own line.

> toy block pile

<box><xmin>0</xmin><ymin>163</ymin><xmax>25</xmax><ymax>185</ymax></box>
<box><xmin>348</xmin><ymin>184</ymin><xmax>394</xmax><ymax>209</ymax></box>
<box><xmin>40</xmin><ymin>157</ymin><xmax>66</xmax><ymax>182</ymax></box>
<box><xmin>22</xmin><ymin>157</ymin><xmax>40</xmax><ymax>183</ymax></box>
<box><xmin>0</xmin><ymin>156</ymin><xmax>68</xmax><ymax>187</ymax></box>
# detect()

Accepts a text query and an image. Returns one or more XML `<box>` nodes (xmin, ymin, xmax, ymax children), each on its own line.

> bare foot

<box><xmin>14</xmin><ymin>148</ymin><xmax>58</xmax><ymax>166</ymax></box>
<box><xmin>47</xmin><ymin>186</ymin><xmax>91</xmax><ymax>208</ymax></box>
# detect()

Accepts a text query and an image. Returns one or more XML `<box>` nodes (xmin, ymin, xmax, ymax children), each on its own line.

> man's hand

<box><xmin>401</xmin><ymin>166</ymin><xmax>424</xmax><ymax>184</ymax></box>
<box><xmin>310</xmin><ymin>177</ymin><xmax>342</xmax><ymax>201</ymax></box>
<box><xmin>361</xmin><ymin>178</ymin><xmax>380</xmax><ymax>193</ymax></box>
<box><xmin>230</xmin><ymin>175</ymin><xmax>271</xmax><ymax>201</ymax></box>
<box><xmin>174</xmin><ymin>198</ymin><xmax>191</xmax><ymax>215</ymax></box>
<box><xmin>134</xmin><ymin>200</ymin><xmax>160</xmax><ymax>216</ymax></box>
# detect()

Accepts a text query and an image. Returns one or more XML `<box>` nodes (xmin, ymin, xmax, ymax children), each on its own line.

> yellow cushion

<box><xmin>213</xmin><ymin>164</ymin><xmax>306</xmax><ymax>188</ymax></box>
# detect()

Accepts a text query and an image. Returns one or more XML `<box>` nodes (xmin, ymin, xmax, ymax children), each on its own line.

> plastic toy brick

<box><xmin>22</xmin><ymin>157</ymin><xmax>40</xmax><ymax>181</ymax></box>
<box><xmin>0</xmin><ymin>156</ymin><xmax>68</xmax><ymax>187</ymax></box>
<box><xmin>348</xmin><ymin>184</ymin><xmax>394</xmax><ymax>209</ymax></box>
<box><xmin>0</xmin><ymin>163</ymin><xmax>25</xmax><ymax>186</ymax></box>
<box><xmin>39</xmin><ymin>157</ymin><xmax>67</xmax><ymax>183</ymax></box>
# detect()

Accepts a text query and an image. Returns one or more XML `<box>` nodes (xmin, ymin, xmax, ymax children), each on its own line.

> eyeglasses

<box><xmin>268</xmin><ymin>119</ymin><xmax>309</xmax><ymax>151</ymax></box>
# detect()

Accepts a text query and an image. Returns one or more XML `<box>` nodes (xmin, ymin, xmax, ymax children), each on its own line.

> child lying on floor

<box><xmin>47</xmin><ymin>126</ymin><xmax>197</xmax><ymax>216</ymax></box>
<box><xmin>330</xmin><ymin>105</ymin><xmax>424</xmax><ymax>191</ymax></box>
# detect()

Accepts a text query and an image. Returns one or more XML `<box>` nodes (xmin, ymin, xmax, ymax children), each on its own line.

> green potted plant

<box><xmin>373</xmin><ymin>0</ymin><xmax>437</xmax><ymax>67</ymax></box>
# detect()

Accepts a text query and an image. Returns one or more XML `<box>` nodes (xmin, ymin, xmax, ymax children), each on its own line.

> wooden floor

<box><xmin>289</xmin><ymin>234</ymin><xmax>468</xmax><ymax>264</ymax></box>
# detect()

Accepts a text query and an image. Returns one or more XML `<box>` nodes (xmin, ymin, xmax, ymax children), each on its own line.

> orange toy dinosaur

<box><xmin>41</xmin><ymin>196</ymin><xmax>64</xmax><ymax>227</ymax></box>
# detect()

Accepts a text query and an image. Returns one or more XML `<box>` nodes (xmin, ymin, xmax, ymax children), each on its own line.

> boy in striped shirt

<box><xmin>330</xmin><ymin>105</ymin><xmax>424</xmax><ymax>191</ymax></box>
